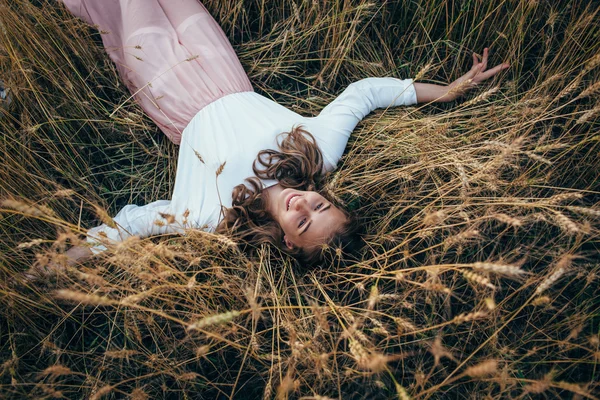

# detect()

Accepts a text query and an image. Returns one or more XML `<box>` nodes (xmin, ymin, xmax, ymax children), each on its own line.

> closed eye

<box><xmin>299</xmin><ymin>204</ymin><xmax>332</xmax><ymax>236</ymax></box>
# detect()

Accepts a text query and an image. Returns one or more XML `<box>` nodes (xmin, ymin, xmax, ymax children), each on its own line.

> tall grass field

<box><xmin>1</xmin><ymin>0</ymin><xmax>599</xmax><ymax>398</ymax></box>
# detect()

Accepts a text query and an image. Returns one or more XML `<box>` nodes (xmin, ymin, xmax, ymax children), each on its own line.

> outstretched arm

<box><xmin>308</xmin><ymin>48</ymin><xmax>509</xmax><ymax>171</ymax></box>
<box><xmin>25</xmin><ymin>200</ymin><xmax>180</xmax><ymax>278</ymax></box>
<box><xmin>86</xmin><ymin>200</ymin><xmax>186</xmax><ymax>254</ymax></box>
<box><xmin>414</xmin><ymin>48</ymin><xmax>509</xmax><ymax>103</ymax></box>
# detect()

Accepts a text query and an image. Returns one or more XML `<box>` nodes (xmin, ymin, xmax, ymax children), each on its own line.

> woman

<box><xmin>60</xmin><ymin>0</ymin><xmax>509</xmax><ymax>265</ymax></box>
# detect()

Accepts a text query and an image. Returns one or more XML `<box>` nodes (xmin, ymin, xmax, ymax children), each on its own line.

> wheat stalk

<box><xmin>464</xmin><ymin>359</ymin><xmax>498</xmax><ymax>378</ymax></box>
<box><xmin>187</xmin><ymin>310</ymin><xmax>241</xmax><ymax>331</ymax></box>
<box><xmin>1</xmin><ymin>199</ymin><xmax>55</xmax><ymax>218</ymax></box>
<box><xmin>462</xmin><ymin>270</ymin><xmax>496</xmax><ymax>289</ymax></box>
<box><xmin>55</xmin><ymin>290</ymin><xmax>113</xmax><ymax>306</ymax></box>
<box><xmin>452</xmin><ymin>311</ymin><xmax>488</xmax><ymax>325</ymax></box>
<box><xmin>90</xmin><ymin>385</ymin><xmax>113</xmax><ymax>400</ymax></box>
<box><xmin>535</xmin><ymin>268</ymin><xmax>567</xmax><ymax>295</ymax></box>
<box><xmin>462</xmin><ymin>86</ymin><xmax>499</xmax><ymax>107</ymax></box>
<box><xmin>472</xmin><ymin>262</ymin><xmax>525</xmax><ymax>276</ymax></box>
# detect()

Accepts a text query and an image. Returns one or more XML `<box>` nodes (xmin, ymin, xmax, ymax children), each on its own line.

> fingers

<box><xmin>481</xmin><ymin>48</ymin><xmax>489</xmax><ymax>71</ymax></box>
<box><xmin>466</xmin><ymin>63</ymin><xmax>483</xmax><ymax>80</ymax></box>
<box><xmin>477</xmin><ymin>62</ymin><xmax>510</xmax><ymax>81</ymax></box>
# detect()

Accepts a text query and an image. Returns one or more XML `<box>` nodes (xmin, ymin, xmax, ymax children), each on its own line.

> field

<box><xmin>1</xmin><ymin>0</ymin><xmax>599</xmax><ymax>399</ymax></box>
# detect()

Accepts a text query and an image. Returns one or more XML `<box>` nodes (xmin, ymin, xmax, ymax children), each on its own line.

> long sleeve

<box><xmin>86</xmin><ymin>199</ymin><xmax>190</xmax><ymax>254</ymax></box>
<box><xmin>311</xmin><ymin>77</ymin><xmax>417</xmax><ymax>170</ymax></box>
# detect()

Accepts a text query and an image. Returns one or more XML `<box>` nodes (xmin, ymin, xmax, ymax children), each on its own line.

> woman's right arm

<box><xmin>28</xmin><ymin>200</ymin><xmax>183</xmax><ymax>275</ymax></box>
<box><xmin>86</xmin><ymin>199</ymin><xmax>188</xmax><ymax>254</ymax></box>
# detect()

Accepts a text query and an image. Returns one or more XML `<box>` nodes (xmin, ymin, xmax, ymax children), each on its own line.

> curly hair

<box><xmin>216</xmin><ymin>126</ymin><xmax>360</xmax><ymax>264</ymax></box>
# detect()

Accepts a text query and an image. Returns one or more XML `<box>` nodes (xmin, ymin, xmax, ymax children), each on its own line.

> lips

<box><xmin>286</xmin><ymin>194</ymin><xmax>301</xmax><ymax>211</ymax></box>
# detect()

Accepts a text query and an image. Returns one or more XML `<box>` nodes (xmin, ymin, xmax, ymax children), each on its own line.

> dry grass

<box><xmin>1</xmin><ymin>0</ymin><xmax>599</xmax><ymax>399</ymax></box>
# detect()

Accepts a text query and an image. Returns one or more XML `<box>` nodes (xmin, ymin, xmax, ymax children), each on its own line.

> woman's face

<box><xmin>268</xmin><ymin>188</ymin><xmax>348</xmax><ymax>251</ymax></box>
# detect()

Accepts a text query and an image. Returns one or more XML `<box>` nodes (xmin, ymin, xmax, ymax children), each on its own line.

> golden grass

<box><xmin>1</xmin><ymin>0</ymin><xmax>599</xmax><ymax>398</ymax></box>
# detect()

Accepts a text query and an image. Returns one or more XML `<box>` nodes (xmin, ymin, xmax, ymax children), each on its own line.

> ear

<box><xmin>283</xmin><ymin>235</ymin><xmax>295</xmax><ymax>250</ymax></box>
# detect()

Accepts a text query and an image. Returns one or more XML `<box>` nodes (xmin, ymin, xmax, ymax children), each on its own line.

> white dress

<box><xmin>87</xmin><ymin>77</ymin><xmax>417</xmax><ymax>253</ymax></box>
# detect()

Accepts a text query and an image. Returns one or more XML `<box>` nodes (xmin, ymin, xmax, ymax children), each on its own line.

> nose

<box><xmin>293</xmin><ymin>196</ymin><xmax>309</xmax><ymax>211</ymax></box>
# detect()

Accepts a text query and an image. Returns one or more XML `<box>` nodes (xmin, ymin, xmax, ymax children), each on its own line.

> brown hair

<box><xmin>216</xmin><ymin>126</ymin><xmax>360</xmax><ymax>264</ymax></box>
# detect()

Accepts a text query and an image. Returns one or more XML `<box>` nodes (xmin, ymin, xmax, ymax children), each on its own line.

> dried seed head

<box><xmin>566</xmin><ymin>206</ymin><xmax>600</xmax><ymax>218</ymax></box>
<box><xmin>472</xmin><ymin>262</ymin><xmax>525</xmax><ymax>276</ymax></box>
<box><xmin>555</xmin><ymin>253</ymin><xmax>576</xmax><ymax>270</ymax></box>
<box><xmin>17</xmin><ymin>239</ymin><xmax>45</xmax><ymax>249</ymax></box>
<box><xmin>378</xmin><ymin>293</ymin><xmax>401</xmax><ymax>302</ymax></box>
<box><xmin>423</xmin><ymin>210</ymin><xmax>447</xmax><ymax>227</ymax></box>
<box><xmin>215</xmin><ymin>161</ymin><xmax>226</xmax><ymax>176</ymax></box>
<box><xmin>39</xmin><ymin>365</ymin><xmax>72</xmax><ymax>378</ymax></box>
<box><xmin>394</xmin><ymin>317</ymin><xmax>417</xmax><ymax>333</ymax></box>
<box><xmin>195</xmin><ymin>345</ymin><xmax>210</xmax><ymax>358</ymax></box>
<box><xmin>557</xmin><ymin>77</ymin><xmax>581</xmax><ymax>99</ymax></box>
<box><xmin>90</xmin><ymin>385</ymin><xmax>113</xmax><ymax>400</ymax></box>
<box><xmin>414</xmin><ymin>62</ymin><xmax>433</xmax><ymax>81</ymax></box>
<box><xmin>130</xmin><ymin>388</ymin><xmax>149</xmax><ymax>400</ymax></box>
<box><xmin>464</xmin><ymin>359</ymin><xmax>498</xmax><ymax>378</ymax></box>
<box><xmin>276</xmin><ymin>375</ymin><xmax>295</xmax><ymax>400</ymax></box>
<box><xmin>178</xmin><ymin>372</ymin><xmax>200</xmax><ymax>381</ymax></box>
<box><xmin>367</xmin><ymin>285</ymin><xmax>379</xmax><ymax>310</ymax></box>
<box><xmin>349</xmin><ymin>339</ymin><xmax>369</xmax><ymax>366</ymax></box>
<box><xmin>77</xmin><ymin>271</ymin><xmax>107</xmax><ymax>287</ymax></box>
<box><xmin>535</xmin><ymin>267</ymin><xmax>567</xmax><ymax>295</ymax></box>
<box><xmin>188</xmin><ymin>230</ymin><xmax>238</xmax><ymax>248</ymax></box>
<box><xmin>55</xmin><ymin>290</ymin><xmax>113</xmax><ymax>306</ymax></box>
<box><xmin>364</xmin><ymin>352</ymin><xmax>389</xmax><ymax>373</ymax></box>
<box><xmin>576</xmin><ymin>81</ymin><xmax>600</xmax><ymax>99</ymax></box>
<box><xmin>531</xmin><ymin>296</ymin><xmax>551</xmax><ymax>306</ymax></box>
<box><xmin>1</xmin><ymin>199</ymin><xmax>55</xmax><ymax>218</ymax></box>
<box><xmin>429</xmin><ymin>336</ymin><xmax>456</xmax><ymax>366</ymax></box>
<box><xmin>462</xmin><ymin>270</ymin><xmax>496</xmax><ymax>289</ymax></box>
<box><xmin>395</xmin><ymin>383</ymin><xmax>412</xmax><ymax>400</ymax></box>
<box><xmin>452</xmin><ymin>311</ymin><xmax>488</xmax><ymax>325</ymax></box>
<box><xmin>424</xmin><ymin>282</ymin><xmax>452</xmax><ymax>294</ymax></box>
<box><xmin>54</xmin><ymin>189</ymin><xmax>76</xmax><ymax>198</ymax></box>
<box><xmin>93</xmin><ymin>206</ymin><xmax>117</xmax><ymax>229</ymax></box>
<box><xmin>463</xmin><ymin>86</ymin><xmax>499</xmax><ymax>107</ymax></box>
<box><xmin>484</xmin><ymin>297</ymin><xmax>496</xmax><ymax>310</ymax></box>
<box><xmin>193</xmin><ymin>149</ymin><xmax>205</xmax><ymax>164</ymax></box>
<box><xmin>523</xmin><ymin>379</ymin><xmax>550</xmax><ymax>394</ymax></box>
<box><xmin>187</xmin><ymin>310</ymin><xmax>241</xmax><ymax>331</ymax></box>
<box><xmin>552</xmin><ymin>211</ymin><xmax>581</xmax><ymax>234</ymax></box>
<box><xmin>546</xmin><ymin>192</ymin><xmax>584</xmax><ymax>204</ymax></box>
<box><xmin>491</xmin><ymin>213</ymin><xmax>523</xmax><ymax>227</ymax></box>
<box><xmin>158</xmin><ymin>212</ymin><xmax>176</xmax><ymax>224</ymax></box>
<box><xmin>577</xmin><ymin>104</ymin><xmax>600</xmax><ymax>124</ymax></box>
<box><xmin>584</xmin><ymin>53</ymin><xmax>600</xmax><ymax>71</ymax></box>
<box><xmin>525</xmin><ymin>151</ymin><xmax>553</xmax><ymax>165</ymax></box>
<box><xmin>444</xmin><ymin>230</ymin><xmax>480</xmax><ymax>248</ymax></box>
<box><xmin>104</xmin><ymin>349</ymin><xmax>139</xmax><ymax>359</ymax></box>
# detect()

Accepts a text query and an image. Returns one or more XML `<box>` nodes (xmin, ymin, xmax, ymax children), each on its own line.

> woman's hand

<box><xmin>65</xmin><ymin>246</ymin><xmax>94</xmax><ymax>265</ymax></box>
<box><xmin>446</xmin><ymin>48</ymin><xmax>510</xmax><ymax>101</ymax></box>
<box><xmin>414</xmin><ymin>48</ymin><xmax>509</xmax><ymax>103</ymax></box>
<box><xmin>21</xmin><ymin>246</ymin><xmax>93</xmax><ymax>282</ymax></box>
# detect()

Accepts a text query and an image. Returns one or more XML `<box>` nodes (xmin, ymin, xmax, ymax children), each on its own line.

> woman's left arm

<box><xmin>311</xmin><ymin>48</ymin><xmax>508</xmax><ymax>171</ymax></box>
<box><xmin>414</xmin><ymin>48</ymin><xmax>509</xmax><ymax>103</ymax></box>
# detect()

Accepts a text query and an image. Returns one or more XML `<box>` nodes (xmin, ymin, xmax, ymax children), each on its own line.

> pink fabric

<box><xmin>60</xmin><ymin>0</ymin><xmax>253</xmax><ymax>144</ymax></box>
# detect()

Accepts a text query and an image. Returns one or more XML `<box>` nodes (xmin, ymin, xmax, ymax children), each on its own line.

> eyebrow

<box><xmin>299</xmin><ymin>204</ymin><xmax>331</xmax><ymax>236</ymax></box>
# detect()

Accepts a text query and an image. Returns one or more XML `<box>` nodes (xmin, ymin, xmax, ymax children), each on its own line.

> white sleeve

<box><xmin>312</xmin><ymin>77</ymin><xmax>417</xmax><ymax>170</ymax></box>
<box><xmin>86</xmin><ymin>199</ymin><xmax>189</xmax><ymax>254</ymax></box>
